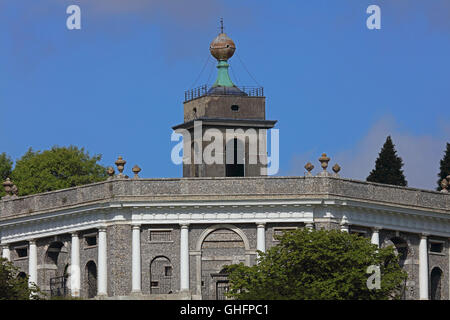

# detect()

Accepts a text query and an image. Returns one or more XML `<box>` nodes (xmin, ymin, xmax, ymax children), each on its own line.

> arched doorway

<box><xmin>150</xmin><ymin>256</ymin><xmax>173</xmax><ymax>294</ymax></box>
<box><xmin>200</xmin><ymin>227</ymin><xmax>246</xmax><ymax>300</ymax></box>
<box><xmin>45</xmin><ymin>241</ymin><xmax>69</xmax><ymax>297</ymax></box>
<box><xmin>430</xmin><ymin>267</ymin><xmax>443</xmax><ymax>300</ymax></box>
<box><xmin>85</xmin><ymin>261</ymin><xmax>97</xmax><ymax>298</ymax></box>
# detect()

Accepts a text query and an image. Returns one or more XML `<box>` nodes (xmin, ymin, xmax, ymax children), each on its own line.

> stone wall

<box><xmin>1</xmin><ymin>176</ymin><xmax>448</xmax><ymax>219</ymax></box>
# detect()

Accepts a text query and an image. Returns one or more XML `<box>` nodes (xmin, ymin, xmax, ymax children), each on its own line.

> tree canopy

<box><xmin>11</xmin><ymin>146</ymin><xmax>108</xmax><ymax>196</ymax></box>
<box><xmin>0</xmin><ymin>257</ymin><xmax>40</xmax><ymax>300</ymax></box>
<box><xmin>367</xmin><ymin>136</ymin><xmax>407</xmax><ymax>186</ymax></box>
<box><xmin>437</xmin><ymin>143</ymin><xmax>450</xmax><ymax>191</ymax></box>
<box><xmin>223</xmin><ymin>228</ymin><xmax>407</xmax><ymax>300</ymax></box>
<box><xmin>0</xmin><ymin>153</ymin><xmax>13</xmax><ymax>197</ymax></box>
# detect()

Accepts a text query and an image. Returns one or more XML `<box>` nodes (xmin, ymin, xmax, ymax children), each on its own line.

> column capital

<box><xmin>131</xmin><ymin>224</ymin><xmax>141</xmax><ymax>230</ymax></box>
<box><xmin>256</xmin><ymin>223</ymin><xmax>266</xmax><ymax>228</ymax></box>
<box><xmin>420</xmin><ymin>233</ymin><xmax>429</xmax><ymax>239</ymax></box>
<box><xmin>28</xmin><ymin>239</ymin><xmax>36</xmax><ymax>245</ymax></box>
<box><xmin>371</xmin><ymin>226</ymin><xmax>382</xmax><ymax>232</ymax></box>
<box><xmin>98</xmin><ymin>226</ymin><xmax>107</xmax><ymax>233</ymax></box>
<box><xmin>1</xmin><ymin>243</ymin><xmax>10</xmax><ymax>249</ymax></box>
<box><xmin>180</xmin><ymin>223</ymin><xmax>190</xmax><ymax>229</ymax></box>
<box><xmin>71</xmin><ymin>231</ymin><xmax>80</xmax><ymax>237</ymax></box>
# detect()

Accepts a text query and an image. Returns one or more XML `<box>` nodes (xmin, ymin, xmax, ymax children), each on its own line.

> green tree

<box><xmin>437</xmin><ymin>143</ymin><xmax>450</xmax><ymax>191</ymax></box>
<box><xmin>11</xmin><ymin>146</ymin><xmax>108</xmax><ymax>196</ymax></box>
<box><xmin>224</xmin><ymin>228</ymin><xmax>407</xmax><ymax>300</ymax></box>
<box><xmin>0</xmin><ymin>153</ymin><xmax>13</xmax><ymax>197</ymax></box>
<box><xmin>0</xmin><ymin>257</ymin><xmax>40</xmax><ymax>300</ymax></box>
<box><xmin>367</xmin><ymin>136</ymin><xmax>407</xmax><ymax>186</ymax></box>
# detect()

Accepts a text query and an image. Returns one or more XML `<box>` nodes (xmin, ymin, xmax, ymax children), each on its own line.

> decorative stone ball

<box><xmin>332</xmin><ymin>164</ymin><xmax>341</xmax><ymax>174</ymax></box>
<box><xmin>304</xmin><ymin>162</ymin><xmax>314</xmax><ymax>172</ymax></box>
<box><xmin>210</xmin><ymin>33</ymin><xmax>236</xmax><ymax>61</ymax></box>
<box><xmin>107</xmin><ymin>166</ymin><xmax>115</xmax><ymax>177</ymax></box>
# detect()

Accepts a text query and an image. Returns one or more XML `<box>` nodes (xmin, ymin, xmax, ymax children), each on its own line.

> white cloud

<box><xmin>288</xmin><ymin>116</ymin><xmax>449</xmax><ymax>190</ymax></box>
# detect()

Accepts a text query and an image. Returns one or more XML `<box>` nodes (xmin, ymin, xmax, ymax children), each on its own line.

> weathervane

<box><xmin>220</xmin><ymin>18</ymin><xmax>224</xmax><ymax>33</ymax></box>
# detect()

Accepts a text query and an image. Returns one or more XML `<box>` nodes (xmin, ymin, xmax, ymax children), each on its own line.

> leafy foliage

<box><xmin>437</xmin><ymin>143</ymin><xmax>450</xmax><ymax>191</ymax></box>
<box><xmin>224</xmin><ymin>228</ymin><xmax>407</xmax><ymax>300</ymax></box>
<box><xmin>11</xmin><ymin>146</ymin><xmax>108</xmax><ymax>196</ymax></box>
<box><xmin>0</xmin><ymin>257</ymin><xmax>41</xmax><ymax>300</ymax></box>
<box><xmin>367</xmin><ymin>136</ymin><xmax>407</xmax><ymax>186</ymax></box>
<box><xmin>0</xmin><ymin>153</ymin><xmax>13</xmax><ymax>197</ymax></box>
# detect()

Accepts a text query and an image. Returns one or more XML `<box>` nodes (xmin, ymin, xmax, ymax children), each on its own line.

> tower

<box><xmin>173</xmin><ymin>25</ymin><xmax>277</xmax><ymax>177</ymax></box>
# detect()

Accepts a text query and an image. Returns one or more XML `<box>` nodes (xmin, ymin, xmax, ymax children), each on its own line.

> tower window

<box><xmin>231</xmin><ymin>105</ymin><xmax>239</xmax><ymax>111</ymax></box>
<box><xmin>226</xmin><ymin>138</ymin><xmax>244</xmax><ymax>177</ymax></box>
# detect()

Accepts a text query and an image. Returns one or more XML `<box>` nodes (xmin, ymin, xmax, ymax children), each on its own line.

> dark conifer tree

<box><xmin>437</xmin><ymin>143</ymin><xmax>450</xmax><ymax>191</ymax></box>
<box><xmin>367</xmin><ymin>136</ymin><xmax>407</xmax><ymax>186</ymax></box>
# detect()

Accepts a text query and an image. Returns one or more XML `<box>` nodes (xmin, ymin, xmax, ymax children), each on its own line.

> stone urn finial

<box><xmin>318</xmin><ymin>153</ymin><xmax>330</xmax><ymax>171</ymax></box>
<box><xmin>304</xmin><ymin>162</ymin><xmax>314</xmax><ymax>177</ymax></box>
<box><xmin>2</xmin><ymin>178</ymin><xmax>13</xmax><ymax>196</ymax></box>
<box><xmin>132</xmin><ymin>165</ymin><xmax>141</xmax><ymax>179</ymax></box>
<box><xmin>441</xmin><ymin>178</ymin><xmax>449</xmax><ymax>193</ymax></box>
<box><xmin>332</xmin><ymin>164</ymin><xmax>341</xmax><ymax>177</ymax></box>
<box><xmin>115</xmin><ymin>156</ymin><xmax>126</xmax><ymax>176</ymax></box>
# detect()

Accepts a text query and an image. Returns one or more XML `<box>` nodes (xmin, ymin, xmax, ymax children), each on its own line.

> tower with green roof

<box><xmin>173</xmin><ymin>25</ymin><xmax>277</xmax><ymax>178</ymax></box>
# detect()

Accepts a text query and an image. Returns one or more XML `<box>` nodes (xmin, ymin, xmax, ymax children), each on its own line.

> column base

<box><xmin>130</xmin><ymin>290</ymin><xmax>143</xmax><ymax>296</ymax></box>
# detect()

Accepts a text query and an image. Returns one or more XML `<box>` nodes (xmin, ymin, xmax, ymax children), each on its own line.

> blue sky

<box><xmin>0</xmin><ymin>0</ymin><xmax>449</xmax><ymax>190</ymax></box>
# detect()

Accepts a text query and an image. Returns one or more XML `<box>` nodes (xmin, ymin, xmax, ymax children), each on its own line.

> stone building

<box><xmin>1</xmin><ymin>30</ymin><xmax>449</xmax><ymax>300</ymax></box>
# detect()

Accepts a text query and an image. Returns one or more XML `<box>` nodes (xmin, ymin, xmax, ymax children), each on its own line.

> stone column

<box><xmin>131</xmin><ymin>224</ymin><xmax>141</xmax><ymax>293</ymax></box>
<box><xmin>256</xmin><ymin>223</ymin><xmax>266</xmax><ymax>254</ymax></box>
<box><xmin>371</xmin><ymin>227</ymin><xmax>380</xmax><ymax>247</ymax></box>
<box><xmin>28</xmin><ymin>240</ymin><xmax>37</xmax><ymax>288</ymax></box>
<box><xmin>2</xmin><ymin>245</ymin><xmax>10</xmax><ymax>261</ymax></box>
<box><xmin>70</xmin><ymin>232</ymin><xmax>81</xmax><ymax>297</ymax></box>
<box><xmin>97</xmin><ymin>227</ymin><xmax>108</xmax><ymax>296</ymax></box>
<box><xmin>180</xmin><ymin>224</ymin><xmax>190</xmax><ymax>292</ymax></box>
<box><xmin>419</xmin><ymin>234</ymin><xmax>429</xmax><ymax>300</ymax></box>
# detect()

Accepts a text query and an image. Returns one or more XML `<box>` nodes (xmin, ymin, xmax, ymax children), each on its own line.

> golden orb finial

<box><xmin>209</xmin><ymin>19</ymin><xmax>236</xmax><ymax>61</ymax></box>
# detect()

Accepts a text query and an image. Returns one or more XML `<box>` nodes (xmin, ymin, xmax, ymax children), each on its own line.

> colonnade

<box><xmin>0</xmin><ymin>223</ymin><xmax>435</xmax><ymax>300</ymax></box>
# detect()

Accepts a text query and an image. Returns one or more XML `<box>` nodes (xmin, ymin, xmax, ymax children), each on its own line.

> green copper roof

<box><xmin>212</xmin><ymin>60</ymin><xmax>235</xmax><ymax>88</ymax></box>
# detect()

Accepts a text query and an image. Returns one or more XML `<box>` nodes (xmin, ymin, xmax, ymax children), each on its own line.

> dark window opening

<box><xmin>85</xmin><ymin>236</ymin><xmax>97</xmax><ymax>247</ymax></box>
<box><xmin>226</xmin><ymin>138</ymin><xmax>244</xmax><ymax>177</ymax></box>
<box><xmin>430</xmin><ymin>242</ymin><xmax>443</xmax><ymax>253</ymax></box>
<box><xmin>231</xmin><ymin>105</ymin><xmax>239</xmax><ymax>111</ymax></box>
<box><xmin>16</xmin><ymin>248</ymin><xmax>28</xmax><ymax>258</ymax></box>
<box><xmin>151</xmin><ymin>281</ymin><xmax>159</xmax><ymax>288</ymax></box>
<box><xmin>165</xmin><ymin>266</ymin><xmax>173</xmax><ymax>277</ymax></box>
